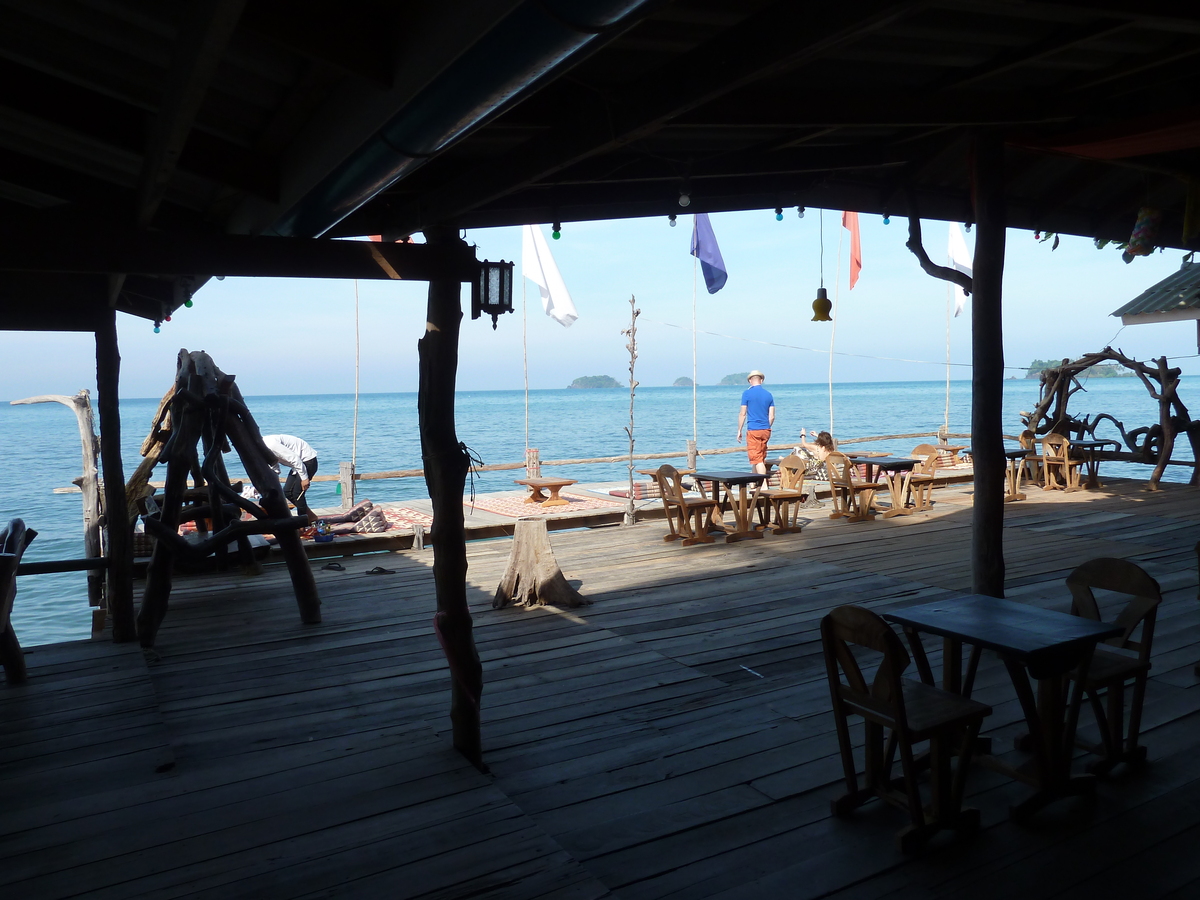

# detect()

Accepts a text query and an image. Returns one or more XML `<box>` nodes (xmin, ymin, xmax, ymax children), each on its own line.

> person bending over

<box><xmin>262</xmin><ymin>434</ymin><xmax>319</xmax><ymax>523</ymax></box>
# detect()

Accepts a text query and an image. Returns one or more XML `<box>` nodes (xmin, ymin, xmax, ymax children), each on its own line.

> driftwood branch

<box><xmin>906</xmin><ymin>215</ymin><xmax>973</xmax><ymax>294</ymax></box>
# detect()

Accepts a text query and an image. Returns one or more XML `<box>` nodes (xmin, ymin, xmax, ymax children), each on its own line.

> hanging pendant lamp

<box><xmin>812</xmin><ymin>208</ymin><xmax>832</xmax><ymax>321</ymax></box>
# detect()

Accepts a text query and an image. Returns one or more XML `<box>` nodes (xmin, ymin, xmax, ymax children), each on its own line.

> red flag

<box><xmin>842</xmin><ymin>211</ymin><xmax>862</xmax><ymax>289</ymax></box>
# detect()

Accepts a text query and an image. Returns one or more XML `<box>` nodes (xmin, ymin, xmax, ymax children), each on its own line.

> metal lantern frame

<box><xmin>471</xmin><ymin>259</ymin><xmax>514</xmax><ymax>329</ymax></box>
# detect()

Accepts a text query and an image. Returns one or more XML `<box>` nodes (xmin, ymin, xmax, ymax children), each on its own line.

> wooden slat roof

<box><xmin>1</xmin><ymin>1</ymin><xmax>1199</xmax><ymax>323</ymax></box>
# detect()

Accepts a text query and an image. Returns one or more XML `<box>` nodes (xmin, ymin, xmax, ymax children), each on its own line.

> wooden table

<box><xmin>885</xmin><ymin>595</ymin><xmax>1121</xmax><ymax>821</ymax></box>
<box><xmin>937</xmin><ymin>444</ymin><xmax>967</xmax><ymax>466</ymax></box>
<box><xmin>513</xmin><ymin>477</ymin><xmax>577</xmax><ymax>507</ymax></box>
<box><xmin>1071</xmin><ymin>439</ymin><xmax>1119</xmax><ymax>489</ymax></box>
<box><xmin>691</xmin><ymin>471</ymin><xmax>767</xmax><ymax>542</ymax></box>
<box><xmin>847</xmin><ymin>456</ymin><xmax>919</xmax><ymax>517</ymax></box>
<box><xmin>1004</xmin><ymin>448</ymin><xmax>1032</xmax><ymax>502</ymax></box>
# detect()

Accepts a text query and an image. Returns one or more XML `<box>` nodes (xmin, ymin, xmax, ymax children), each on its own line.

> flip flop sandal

<box><xmin>321</xmin><ymin>562</ymin><xmax>345</xmax><ymax>571</ymax></box>
<box><xmin>366</xmin><ymin>566</ymin><xmax>395</xmax><ymax>575</ymax></box>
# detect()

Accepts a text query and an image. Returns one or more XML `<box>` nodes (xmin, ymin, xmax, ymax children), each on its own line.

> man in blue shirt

<box><xmin>736</xmin><ymin>370</ymin><xmax>775</xmax><ymax>474</ymax></box>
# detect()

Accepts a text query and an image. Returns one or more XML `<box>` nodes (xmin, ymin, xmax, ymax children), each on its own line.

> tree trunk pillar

<box><xmin>95</xmin><ymin>310</ymin><xmax>136</xmax><ymax>642</ymax></box>
<box><xmin>971</xmin><ymin>132</ymin><xmax>1007</xmax><ymax>598</ymax></box>
<box><xmin>339</xmin><ymin>461</ymin><xmax>356</xmax><ymax>509</ymax></box>
<box><xmin>419</xmin><ymin>226</ymin><xmax>484</xmax><ymax>771</ymax></box>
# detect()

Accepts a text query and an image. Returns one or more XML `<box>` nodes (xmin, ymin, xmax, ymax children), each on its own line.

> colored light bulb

<box><xmin>183</xmin><ymin>298</ymin><xmax>193</xmax><ymax>308</ymax></box>
<box><xmin>883</xmin><ymin>215</ymin><xmax>890</xmax><ymax>225</ymax></box>
<box><xmin>153</xmin><ymin>324</ymin><xmax>160</xmax><ymax>333</ymax></box>
<box><xmin>775</xmin><ymin>207</ymin><xmax>783</xmax><ymax>221</ymax></box>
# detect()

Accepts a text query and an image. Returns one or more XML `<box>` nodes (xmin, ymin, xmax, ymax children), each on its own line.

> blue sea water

<box><xmin>2</xmin><ymin>376</ymin><xmax>1194</xmax><ymax>646</ymax></box>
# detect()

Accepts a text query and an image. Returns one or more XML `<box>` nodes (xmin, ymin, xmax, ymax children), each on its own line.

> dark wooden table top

<box><xmin>692</xmin><ymin>471</ymin><xmax>767</xmax><ymax>486</ymax></box>
<box><xmin>846</xmin><ymin>456</ymin><xmax>919</xmax><ymax>470</ymax></box>
<box><xmin>1003</xmin><ymin>448</ymin><xmax>1033</xmax><ymax>460</ymax></box>
<box><xmin>884</xmin><ymin>594</ymin><xmax>1122</xmax><ymax>678</ymax></box>
<box><xmin>1071</xmin><ymin>440</ymin><xmax>1120</xmax><ymax>451</ymax></box>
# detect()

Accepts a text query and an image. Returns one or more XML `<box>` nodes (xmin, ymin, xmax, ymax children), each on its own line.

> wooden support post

<box><xmin>95</xmin><ymin>310</ymin><xmax>136</xmax><ymax>642</ymax></box>
<box><xmin>971</xmin><ymin>131</ymin><xmax>1007</xmax><ymax>598</ymax></box>
<box><xmin>687</xmin><ymin>439</ymin><xmax>698</xmax><ymax>471</ymax></box>
<box><xmin>339</xmin><ymin>461</ymin><xmax>356</xmax><ymax>509</ymax></box>
<box><xmin>420</xmin><ymin>225</ymin><xmax>485</xmax><ymax>772</ymax></box>
<box><xmin>525</xmin><ymin>447</ymin><xmax>541</xmax><ymax>479</ymax></box>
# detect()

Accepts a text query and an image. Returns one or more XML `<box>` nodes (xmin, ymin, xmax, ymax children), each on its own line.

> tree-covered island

<box><xmin>569</xmin><ymin>375</ymin><xmax>621</xmax><ymax>389</ymax></box>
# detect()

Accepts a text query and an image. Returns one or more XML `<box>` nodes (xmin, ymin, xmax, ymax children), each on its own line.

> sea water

<box><xmin>2</xmin><ymin>376</ymin><xmax>1193</xmax><ymax>646</ymax></box>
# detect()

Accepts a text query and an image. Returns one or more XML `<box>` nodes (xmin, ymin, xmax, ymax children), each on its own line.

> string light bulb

<box><xmin>678</xmin><ymin>189</ymin><xmax>691</xmax><ymax>208</ymax></box>
<box><xmin>153</xmin><ymin>321</ymin><xmax>161</xmax><ymax>334</ymax></box>
<box><xmin>775</xmin><ymin>207</ymin><xmax>783</xmax><ymax>221</ymax></box>
<box><xmin>183</xmin><ymin>298</ymin><xmax>193</xmax><ymax>308</ymax></box>
<box><xmin>882</xmin><ymin>213</ymin><xmax>890</xmax><ymax>225</ymax></box>
<box><xmin>668</xmin><ymin>214</ymin><xmax>677</xmax><ymax>227</ymax></box>
<box><xmin>165</xmin><ymin>315</ymin><xmax>171</xmax><ymax>322</ymax></box>
<box><xmin>964</xmin><ymin>222</ymin><xmax>972</xmax><ymax>233</ymax></box>
<box><xmin>552</xmin><ymin>222</ymin><xmax>561</xmax><ymax>240</ymax></box>
<box><xmin>797</xmin><ymin>206</ymin><xmax>805</xmax><ymax>219</ymax></box>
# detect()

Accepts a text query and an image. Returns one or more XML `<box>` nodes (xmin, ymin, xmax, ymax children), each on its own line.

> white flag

<box><xmin>522</xmin><ymin>224</ymin><xmax>577</xmax><ymax>327</ymax></box>
<box><xmin>948</xmin><ymin>222</ymin><xmax>973</xmax><ymax>318</ymax></box>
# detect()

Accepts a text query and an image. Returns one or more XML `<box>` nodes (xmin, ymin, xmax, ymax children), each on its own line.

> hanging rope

<box><xmin>352</xmin><ymin>279</ymin><xmax>360</xmax><ymax>468</ymax></box>
<box><xmin>944</xmin><ymin>279</ymin><xmax>952</xmax><ymax>435</ymax></box>
<box><xmin>692</xmin><ymin>255</ymin><xmax>698</xmax><ymax>444</ymax></box>
<box><xmin>522</xmin><ymin>272</ymin><xmax>529</xmax><ymax>452</ymax></box>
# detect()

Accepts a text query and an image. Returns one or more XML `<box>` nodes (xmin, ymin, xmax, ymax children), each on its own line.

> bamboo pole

<box><xmin>970</xmin><ymin>131</ymin><xmax>1007</xmax><ymax>598</ymax></box>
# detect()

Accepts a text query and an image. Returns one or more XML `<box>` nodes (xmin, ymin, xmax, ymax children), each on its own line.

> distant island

<box><xmin>673</xmin><ymin>376</ymin><xmax>694</xmax><ymax>387</ymax></box>
<box><xmin>569</xmin><ymin>375</ymin><xmax>621</xmax><ymax>389</ymax></box>
<box><xmin>1025</xmin><ymin>359</ymin><xmax>1133</xmax><ymax>379</ymax></box>
<box><xmin>719</xmin><ymin>372</ymin><xmax>750</xmax><ymax>385</ymax></box>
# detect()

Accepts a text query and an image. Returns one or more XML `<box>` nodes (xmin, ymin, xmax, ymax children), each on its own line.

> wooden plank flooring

<box><xmin>2</xmin><ymin>478</ymin><xmax>1199</xmax><ymax>898</ymax></box>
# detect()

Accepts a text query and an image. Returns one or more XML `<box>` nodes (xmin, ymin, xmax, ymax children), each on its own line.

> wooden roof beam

<box><xmin>135</xmin><ymin>0</ymin><xmax>247</xmax><ymax>228</ymax></box>
<box><xmin>0</xmin><ymin>219</ymin><xmax>478</xmax><ymax>282</ymax></box>
<box><xmin>379</xmin><ymin>0</ymin><xmax>922</xmax><ymax>238</ymax></box>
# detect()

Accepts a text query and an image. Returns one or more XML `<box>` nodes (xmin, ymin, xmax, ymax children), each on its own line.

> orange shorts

<box><xmin>746</xmin><ymin>430</ymin><xmax>770</xmax><ymax>465</ymax></box>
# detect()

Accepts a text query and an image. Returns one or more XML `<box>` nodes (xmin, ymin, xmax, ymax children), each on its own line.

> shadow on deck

<box><xmin>3</xmin><ymin>479</ymin><xmax>1199</xmax><ymax>898</ymax></box>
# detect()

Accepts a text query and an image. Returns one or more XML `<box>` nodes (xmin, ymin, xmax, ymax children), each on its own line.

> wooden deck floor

<box><xmin>4</xmin><ymin>479</ymin><xmax>1200</xmax><ymax>899</ymax></box>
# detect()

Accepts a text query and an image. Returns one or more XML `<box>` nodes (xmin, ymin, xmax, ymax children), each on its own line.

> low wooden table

<box><xmin>885</xmin><ymin>595</ymin><xmax>1121</xmax><ymax>821</ymax></box>
<box><xmin>937</xmin><ymin>444</ymin><xmax>967</xmax><ymax>466</ymax></box>
<box><xmin>513</xmin><ymin>477</ymin><xmax>577</xmax><ymax>507</ymax></box>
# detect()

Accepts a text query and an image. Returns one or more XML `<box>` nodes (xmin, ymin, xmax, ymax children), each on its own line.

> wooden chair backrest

<box><xmin>1066</xmin><ymin>557</ymin><xmax>1163</xmax><ymax>659</ymax></box>
<box><xmin>776</xmin><ymin>454</ymin><xmax>806</xmax><ymax>492</ymax></box>
<box><xmin>654</xmin><ymin>464</ymin><xmax>687</xmax><ymax>506</ymax></box>
<box><xmin>821</xmin><ymin>605</ymin><xmax>911</xmax><ymax>727</ymax></box>
<box><xmin>1</xmin><ymin>518</ymin><xmax>36</xmax><ymax>633</ymax></box>
<box><xmin>912</xmin><ymin>443</ymin><xmax>938</xmax><ymax>460</ymax></box>
<box><xmin>911</xmin><ymin>444</ymin><xmax>940</xmax><ymax>472</ymax></box>
<box><xmin>825</xmin><ymin>452</ymin><xmax>855</xmax><ymax>486</ymax></box>
<box><xmin>1042</xmin><ymin>432</ymin><xmax>1071</xmax><ymax>460</ymax></box>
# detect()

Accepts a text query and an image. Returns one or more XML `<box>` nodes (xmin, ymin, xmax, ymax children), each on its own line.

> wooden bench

<box><xmin>513</xmin><ymin>477</ymin><xmax>577</xmax><ymax>507</ymax></box>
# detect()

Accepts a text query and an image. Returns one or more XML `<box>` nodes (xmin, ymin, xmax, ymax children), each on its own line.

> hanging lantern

<box><xmin>812</xmin><ymin>287</ymin><xmax>832</xmax><ymax>322</ymax></box>
<box><xmin>471</xmin><ymin>259</ymin><xmax>514</xmax><ymax>330</ymax></box>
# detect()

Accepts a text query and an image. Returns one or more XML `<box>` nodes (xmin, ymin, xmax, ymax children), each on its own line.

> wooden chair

<box><xmin>906</xmin><ymin>450</ymin><xmax>939</xmax><ymax>512</ymax></box>
<box><xmin>654</xmin><ymin>464</ymin><xmax>719</xmax><ymax>546</ymax></box>
<box><xmin>822</xmin><ymin>605</ymin><xmax>991</xmax><ymax>853</ymax></box>
<box><xmin>1066</xmin><ymin>558</ymin><xmax>1163</xmax><ymax>774</ymax></box>
<box><xmin>1041</xmin><ymin>433</ymin><xmax>1083</xmax><ymax>491</ymax></box>
<box><xmin>826</xmin><ymin>452</ymin><xmax>881</xmax><ymax>522</ymax></box>
<box><xmin>1019</xmin><ymin>430</ymin><xmax>1043</xmax><ymax>485</ymax></box>
<box><xmin>758</xmin><ymin>453</ymin><xmax>807</xmax><ymax>534</ymax></box>
<box><xmin>912</xmin><ymin>443</ymin><xmax>956</xmax><ymax>469</ymax></box>
<box><xmin>1</xmin><ymin>518</ymin><xmax>37</xmax><ymax>685</ymax></box>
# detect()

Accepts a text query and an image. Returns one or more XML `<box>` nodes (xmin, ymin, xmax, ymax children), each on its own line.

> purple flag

<box><xmin>690</xmin><ymin>213</ymin><xmax>728</xmax><ymax>293</ymax></box>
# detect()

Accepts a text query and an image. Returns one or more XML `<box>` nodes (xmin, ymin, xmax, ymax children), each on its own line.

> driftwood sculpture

<box><xmin>1021</xmin><ymin>347</ymin><xmax>1200</xmax><ymax>489</ymax></box>
<box><xmin>0</xmin><ymin>519</ymin><xmax>36</xmax><ymax>684</ymax></box>
<box><xmin>136</xmin><ymin>349</ymin><xmax>320</xmax><ymax>647</ymax></box>
<box><xmin>493</xmin><ymin>518</ymin><xmax>588</xmax><ymax>609</ymax></box>
<box><xmin>10</xmin><ymin>391</ymin><xmax>103</xmax><ymax>610</ymax></box>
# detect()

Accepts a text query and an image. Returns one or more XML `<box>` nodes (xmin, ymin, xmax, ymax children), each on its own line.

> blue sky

<box><xmin>0</xmin><ymin>209</ymin><xmax>1193</xmax><ymax>401</ymax></box>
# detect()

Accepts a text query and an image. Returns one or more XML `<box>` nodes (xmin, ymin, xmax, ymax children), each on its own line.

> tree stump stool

<box><xmin>493</xmin><ymin>518</ymin><xmax>588</xmax><ymax>609</ymax></box>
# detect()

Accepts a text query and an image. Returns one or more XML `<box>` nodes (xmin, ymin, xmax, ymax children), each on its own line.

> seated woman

<box><xmin>794</xmin><ymin>429</ymin><xmax>835</xmax><ymax>507</ymax></box>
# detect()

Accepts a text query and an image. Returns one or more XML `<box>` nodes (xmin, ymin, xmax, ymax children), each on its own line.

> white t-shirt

<box><xmin>262</xmin><ymin>434</ymin><xmax>317</xmax><ymax>478</ymax></box>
